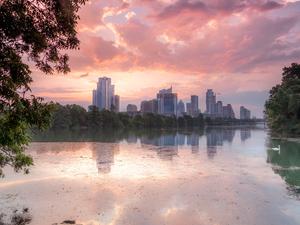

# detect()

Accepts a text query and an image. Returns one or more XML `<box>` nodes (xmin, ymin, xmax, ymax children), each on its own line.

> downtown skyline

<box><xmin>92</xmin><ymin>77</ymin><xmax>252</xmax><ymax>119</ymax></box>
<box><xmin>29</xmin><ymin>0</ymin><xmax>300</xmax><ymax>118</ymax></box>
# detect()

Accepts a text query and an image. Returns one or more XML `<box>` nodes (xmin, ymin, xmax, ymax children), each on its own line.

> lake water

<box><xmin>1</xmin><ymin>127</ymin><xmax>300</xmax><ymax>225</ymax></box>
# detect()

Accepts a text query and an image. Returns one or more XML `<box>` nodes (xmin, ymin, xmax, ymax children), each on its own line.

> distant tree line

<box><xmin>45</xmin><ymin>104</ymin><xmax>262</xmax><ymax>132</ymax></box>
<box><xmin>49</xmin><ymin>104</ymin><xmax>205</xmax><ymax>130</ymax></box>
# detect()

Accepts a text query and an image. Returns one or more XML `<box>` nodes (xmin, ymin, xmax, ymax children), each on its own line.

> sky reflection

<box><xmin>1</xmin><ymin>128</ymin><xmax>300</xmax><ymax>225</ymax></box>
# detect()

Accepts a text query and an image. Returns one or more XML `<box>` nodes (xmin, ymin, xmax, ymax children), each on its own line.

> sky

<box><xmin>31</xmin><ymin>0</ymin><xmax>300</xmax><ymax>118</ymax></box>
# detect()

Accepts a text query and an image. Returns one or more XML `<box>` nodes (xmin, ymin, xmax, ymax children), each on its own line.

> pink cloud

<box><xmin>30</xmin><ymin>0</ymin><xmax>300</xmax><ymax>117</ymax></box>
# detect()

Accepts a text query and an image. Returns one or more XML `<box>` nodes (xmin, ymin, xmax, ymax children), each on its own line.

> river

<box><xmin>0</xmin><ymin>127</ymin><xmax>300</xmax><ymax>225</ymax></box>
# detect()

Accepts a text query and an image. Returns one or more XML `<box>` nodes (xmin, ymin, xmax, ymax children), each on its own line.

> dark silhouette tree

<box><xmin>0</xmin><ymin>0</ymin><xmax>87</xmax><ymax>176</ymax></box>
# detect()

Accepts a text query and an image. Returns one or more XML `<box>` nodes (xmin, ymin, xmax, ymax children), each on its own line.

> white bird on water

<box><xmin>272</xmin><ymin>145</ymin><xmax>280</xmax><ymax>152</ymax></box>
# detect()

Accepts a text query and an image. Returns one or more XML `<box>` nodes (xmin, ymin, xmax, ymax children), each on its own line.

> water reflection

<box><xmin>187</xmin><ymin>133</ymin><xmax>200</xmax><ymax>153</ymax></box>
<box><xmin>205</xmin><ymin>128</ymin><xmax>236</xmax><ymax>158</ymax></box>
<box><xmin>267</xmin><ymin>139</ymin><xmax>300</xmax><ymax>198</ymax></box>
<box><xmin>91</xmin><ymin>143</ymin><xmax>120</xmax><ymax>174</ymax></box>
<box><xmin>241</xmin><ymin>128</ymin><xmax>251</xmax><ymax>142</ymax></box>
<box><xmin>140</xmin><ymin>132</ymin><xmax>178</xmax><ymax>160</ymax></box>
<box><xmin>32</xmin><ymin>128</ymin><xmax>254</xmax><ymax>162</ymax></box>
<box><xmin>2</xmin><ymin>127</ymin><xmax>300</xmax><ymax>225</ymax></box>
<box><xmin>31</xmin><ymin>128</ymin><xmax>255</xmax><ymax>166</ymax></box>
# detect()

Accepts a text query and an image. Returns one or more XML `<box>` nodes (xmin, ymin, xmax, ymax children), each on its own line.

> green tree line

<box><xmin>48</xmin><ymin>104</ymin><xmax>205</xmax><ymax>130</ymax></box>
<box><xmin>265</xmin><ymin>63</ymin><xmax>300</xmax><ymax>136</ymax></box>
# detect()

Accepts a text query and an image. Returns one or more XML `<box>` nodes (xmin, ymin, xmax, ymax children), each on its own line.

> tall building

<box><xmin>191</xmin><ymin>95</ymin><xmax>199</xmax><ymax>117</ymax></box>
<box><xmin>157</xmin><ymin>87</ymin><xmax>177</xmax><ymax>116</ymax></box>
<box><xmin>98</xmin><ymin>77</ymin><xmax>111</xmax><ymax>110</ymax></box>
<box><xmin>223</xmin><ymin>104</ymin><xmax>235</xmax><ymax>119</ymax></box>
<box><xmin>186</xmin><ymin>103</ymin><xmax>192</xmax><ymax>116</ymax></box>
<box><xmin>206</xmin><ymin>89</ymin><xmax>216</xmax><ymax>115</ymax></box>
<box><xmin>92</xmin><ymin>90</ymin><xmax>97</xmax><ymax>106</ymax></box>
<box><xmin>141</xmin><ymin>99</ymin><xmax>158</xmax><ymax>114</ymax></box>
<box><xmin>216</xmin><ymin>101</ymin><xmax>223</xmax><ymax>118</ymax></box>
<box><xmin>177</xmin><ymin>100</ymin><xmax>185</xmax><ymax>117</ymax></box>
<box><xmin>240</xmin><ymin>106</ymin><xmax>251</xmax><ymax>119</ymax></box>
<box><xmin>92</xmin><ymin>77</ymin><xmax>119</xmax><ymax>111</ymax></box>
<box><xmin>112</xmin><ymin>95</ymin><xmax>120</xmax><ymax>112</ymax></box>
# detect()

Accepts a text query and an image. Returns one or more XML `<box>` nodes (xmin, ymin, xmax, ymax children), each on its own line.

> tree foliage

<box><xmin>265</xmin><ymin>63</ymin><xmax>300</xmax><ymax>136</ymax></box>
<box><xmin>0</xmin><ymin>0</ymin><xmax>86</xmax><ymax>177</ymax></box>
<box><xmin>47</xmin><ymin>104</ymin><xmax>205</xmax><ymax>131</ymax></box>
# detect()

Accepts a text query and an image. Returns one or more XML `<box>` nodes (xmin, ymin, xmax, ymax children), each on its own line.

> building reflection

<box><xmin>139</xmin><ymin>131</ymin><xmax>204</xmax><ymax>159</ymax></box>
<box><xmin>267</xmin><ymin>139</ymin><xmax>300</xmax><ymax>198</ymax></box>
<box><xmin>91</xmin><ymin>143</ymin><xmax>120</xmax><ymax>174</ymax></box>
<box><xmin>240</xmin><ymin>128</ymin><xmax>251</xmax><ymax>142</ymax></box>
<box><xmin>177</xmin><ymin>133</ymin><xmax>186</xmax><ymax>146</ymax></box>
<box><xmin>187</xmin><ymin>133</ymin><xmax>200</xmax><ymax>153</ymax></box>
<box><xmin>206</xmin><ymin>128</ymin><xmax>235</xmax><ymax>158</ymax></box>
<box><xmin>141</xmin><ymin>132</ymin><xmax>178</xmax><ymax>161</ymax></box>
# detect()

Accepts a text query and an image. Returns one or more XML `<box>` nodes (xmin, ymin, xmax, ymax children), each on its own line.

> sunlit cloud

<box><xmin>30</xmin><ymin>0</ymin><xmax>300</xmax><ymax>117</ymax></box>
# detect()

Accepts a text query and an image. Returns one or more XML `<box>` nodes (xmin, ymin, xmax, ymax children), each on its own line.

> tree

<box><xmin>0</xmin><ymin>0</ymin><xmax>87</xmax><ymax>177</ymax></box>
<box><xmin>265</xmin><ymin>63</ymin><xmax>300</xmax><ymax>136</ymax></box>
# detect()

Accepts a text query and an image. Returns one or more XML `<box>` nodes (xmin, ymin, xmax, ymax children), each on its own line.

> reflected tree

<box><xmin>267</xmin><ymin>139</ymin><xmax>300</xmax><ymax>197</ymax></box>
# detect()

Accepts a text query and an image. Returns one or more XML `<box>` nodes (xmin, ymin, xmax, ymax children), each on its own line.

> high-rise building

<box><xmin>177</xmin><ymin>100</ymin><xmax>185</xmax><ymax>117</ymax></box>
<box><xmin>216</xmin><ymin>101</ymin><xmax>223</xmax><ymax>118</ymax></box>
<box><xmin>191</xmin><ymin>95</ymin><xmax>199</xmax><ymax>117</ymax></box>
<box><xmin>223</xmin><ymin>104</ymin><xmax>235</xmax><ymax>119</ymax></box>
<box><xmin>206</xmin><ymin>89</ymin><xmax>216</xmax><ymax>115</ymax></box>
<box><xmin>112</xmin><ymin>95</ymin><xmax>120</xmax><ymax>112</ymax></box>
<box><xmin>98</xmin><ymin>77</ymin><xmax>111</xmax><ymax>110</ymax></box>
<box><xmin>157</xmin><ymin>87</ymin><xmax>177</xmax><ymax>116</ymax></box>
<box><xmin>92</xmin><ymin>77</ymin><xmax>119</xmax><ymax>111</ymax></box>
<box><xmin>186</xmin><ymin>103</ymin><xmax>192</xmax><ymax>116</ymax></box>
<box><xmin>92</xmin><ymin>90</ymin><xmax>97</xmax><ymax>106</ymax></box>
<box><xmin>240</xmin><ymin>106</ymin><xmax>251</xmax><ymax>119</ymax></box>
<box><xmin>141</xmin><ymin>99</ymin><xmax>158</xmax><ymax>114</ymax></box>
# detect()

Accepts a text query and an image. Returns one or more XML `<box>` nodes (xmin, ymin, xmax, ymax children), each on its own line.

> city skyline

<box><xmin>91</xmin><ymin>77</ymin><xmax>252</xmax><ymax>119</ymax></box>
<box><xmin>29</xmin><ymin>0</ymin><xmax>300</xmax><ymax>118</ymax></box>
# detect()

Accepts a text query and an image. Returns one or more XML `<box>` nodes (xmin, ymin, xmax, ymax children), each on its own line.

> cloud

<box><xmin>68</xmin><ymin>0</ymin><xmax>298</xmax><ymax>76</ymax></box>
<box><xmin>79</xmin><ymin>73</ymin><xmax>89</xmax><ymax>78</ymax></box>
<box><xmin>157</xmin><ymin>0</ymin><xmax>207</xmax><ymax>19</ymax></box>
<box><xmin>259</xmin><ymin>1</ymin><xmax>283</xmax><ymax>10</ymax></box>
<box><xmin>155</xmin><ymin>0</ymin><xmax>283</xmax><ymax>20</ymax></box>
<box><xmin>30</xmin><ymin>0</ymin><xmax>300</xmax><ymax>117</ymax></box>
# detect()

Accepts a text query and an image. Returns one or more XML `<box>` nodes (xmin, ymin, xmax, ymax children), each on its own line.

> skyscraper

<box><xmin>240</xmin><ymin>106</ymin><xmax>251</xmax><ymax>119</ymax></box>
<box><xmin>206</xmin><ymin>89</ymin><xmax>216</xmax><ymax>115</ymax></box>
<box><xmin>216</xmin><ymin>101</ymin><xmax>223</xmax><ymax>118</ymax></box>
<box><xmin>191</xmin><ymin>95</ymin><xmax>199</xmax><ymax>117</ymax></box>
<box><xmin>186</xmin><ymin>103</ymin><xmax>192</xmax><ymax>116</ymax></box>
<box><xmin>92</xmin><ymin>90</ymin><xmax>97</xmax><ymax>106</ymax></box>
<box><xmin>92</xmin><ymin>77</ymin><xmax>119</xmax><ymax>111</ymax></box>
<box><xmin>112</xmin><ymin>95</ymin><xmax>120</xmax><ymax>112</ymax></box>
<box><xmin>97</xmin><ymin>77</ymin><xmax>111</xmax><ymax>110</ymax></box>
<box><xmin>177</xmin><ymin>100</ymin><xmax>185</xmax><ymax>117</ymax></box>
<box><xmin>157</xmin><ymin>87</ymin><xmax>177</xmax><ymax>116</ymax></box>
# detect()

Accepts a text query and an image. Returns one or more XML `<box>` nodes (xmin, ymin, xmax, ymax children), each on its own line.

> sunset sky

<box><xmin>31</xmin><ymin>0</ymin><xmax>300</xmax><ymax>118</ymax></box>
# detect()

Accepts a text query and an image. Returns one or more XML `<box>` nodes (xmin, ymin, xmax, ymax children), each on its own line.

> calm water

<box><xmin>1</xmin><ymin>127</ymin><xmax>300</xmax><ymax>225</ymax></box>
